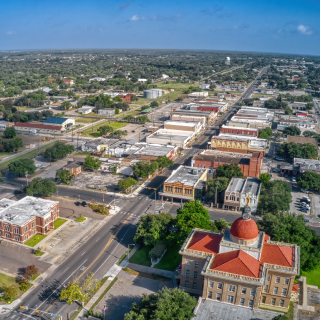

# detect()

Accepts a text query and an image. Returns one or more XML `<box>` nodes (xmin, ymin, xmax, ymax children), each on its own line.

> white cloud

<box><xmin>129</xmin><ymin>15</ymin><xmax>140</xmax><ymax>21</ymax></box>
<box><xmin>297</xmin><ymin>24</ymin><xmax>313</xmax><ymax>35</ymax></box>
<box><xmin>5</xmin><ymin>31</ymin><xmax>14</xmax><ymax>35</ymax></box>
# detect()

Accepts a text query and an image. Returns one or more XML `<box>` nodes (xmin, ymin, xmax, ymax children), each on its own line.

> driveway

<box><xmin>93</xmin><ymin>270</ymin><xmax>173</xmax><ymax>320</ymax></box>
<box><xmin>0</xmin><ymin>241</ymin><xmax>51</xmax><ymax>277</ymax></box>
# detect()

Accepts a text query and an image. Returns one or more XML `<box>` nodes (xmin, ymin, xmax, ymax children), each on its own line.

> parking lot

<box><xmin>290</xmin><ymin>183</ymin><xmax>312</xmax><ymax>216</ymax></box>
<box><xmin>93</xmin><ymin>270</ymin><xmax>173</xmax><ymax>320</ymax></box>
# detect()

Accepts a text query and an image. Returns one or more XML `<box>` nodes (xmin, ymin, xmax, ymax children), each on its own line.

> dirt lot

<box><xmin>70</xmin><ymin>171</ymin><xmax>125</xmax><ymax>190</ymax></box>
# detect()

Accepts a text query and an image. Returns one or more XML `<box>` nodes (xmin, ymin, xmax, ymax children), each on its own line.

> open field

<box><xmin>154</xmin><ymin>244</ymin><xmax>181</xmax><ymax>271</ymax></box>
<box><xmin>79</xmin><ymin>121</ymin><xmax>128</xmax><ymax>137</ymax></box>
<box><xmin>129</xmin><ymin>246</ymin><xmax>152</xmax><ymax>267</ymax></box>
<box><xmin>75</xmin><ymin>117</ymin><xmax>101</xmax><ymax>123</ymax></box>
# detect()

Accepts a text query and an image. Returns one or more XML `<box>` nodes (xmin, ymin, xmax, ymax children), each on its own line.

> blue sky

<box><xmin>1</xmin><ymin>0</ymin><xmax>319</xmax><ymax>55</ymax></box>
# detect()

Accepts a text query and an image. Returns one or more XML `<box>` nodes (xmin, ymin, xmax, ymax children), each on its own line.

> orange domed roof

<box><xmin>230</xmin><ymin>217</ymin><xmax>259</xmax><ymax>240</ymax></box>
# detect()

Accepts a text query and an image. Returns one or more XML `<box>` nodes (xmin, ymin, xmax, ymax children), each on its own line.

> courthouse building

<box><xmin>178</xmin><ymin>203</ymin><xmax>299</xmax><ymax>312</ymax></box>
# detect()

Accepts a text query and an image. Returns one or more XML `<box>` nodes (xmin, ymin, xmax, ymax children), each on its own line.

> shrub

<box><xmin>149</xmin><ymin>242</ymin><xmax>167</xmax><ymax>259</ymax></box>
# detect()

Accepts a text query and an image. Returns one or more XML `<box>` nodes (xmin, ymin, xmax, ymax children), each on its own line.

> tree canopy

<box><xmin>216</xmin><ymin>164</ymin><xmax>244</xmax><ymax>179</ymax></box>
<box><xmin>124</xmin><ymin>287</ymin><xmax>197</xmax><ymax>320</ymax></box>
<box><xmin>258</xmin><ymin>213</ymin><xmax>320</xmax><ymax>271</ymax></box>
<box><xmin>206</xmin><ymin>177</ymin><xmax>229</xmax><ymax>197</ymax></box>
<box><xmin>8</xmin><ymin>158</ymin><xmax>37</xmax><ymax>176</ymax></box>
<box><xmin>297</xmin><ymin>171</ymin><xmax>320</xmax><ymax>191</ymax></box>
<box><xmin>258</xmin><ymin>180</ymin><xmax>292</xmax><ymax>215</ymax></box>
<box><xmin>4</xmin><ymin>127</ymin><xmax>16</xmax><ymax>138</ymax></box>
<box><xmin>259</xmin><ymin>173</ymin><xmax>271</xmax><ymax>185</ymax></box>
<box><xmin>25</xmin><ymin>178</ymin><xmax>57</xmax><ymax>196</ymax></box>
<box><xmin>133</xmin><ymin>161</ymin><xmax>159</xmax><ymax>178</ymax></box>
<box><xmin>283</xmin><ymin>126</ymin><xmax>301</xmax><ymax>136</ymax></box>
<box><xmin>83</xmin><ymin>155</ymin><xmax>101</xmax><ymax>170</ymax></box>
<box><xmin>277</xmin><ymin>142</ymin><xmax>318</xmax><ymax>160</ymax></box>
<box><xmin>42</xmin><ymin>142</ymin><xmax>75</xmax><ymax>161</ymax></box>
<box><xmin>134</xmin><ymin>213</ymin><xmax>173</xmax><ymax>247</ymax></box>
<box><xmin>258</xmin><ymin>128</ymin><xmax>272</xmax><ymax>141</ymax></box>
<box><xmin>118</xmin><ymin>177</ymin><xmax>138</xmax><ymax>191</ymax></box>
<box><xmin>156</xmin><ymin>156</ymin><xmax>174</xmax><ymax>169</ymax></box>
<box><xmin>56</xmin><ymin>169</ymin><xmax>75</xmax><ymax>184</ymax></box>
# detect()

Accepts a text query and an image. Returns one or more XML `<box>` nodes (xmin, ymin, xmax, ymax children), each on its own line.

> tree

<box><xmin>284</xmin><ymin>105</ymin><xmax>293</xmax><ymax>115</ymax></box>
<box><xmin>118</xmin><ymin>177</ymin><xmax>138</xmax><ymax>191</ymax></box>
<box><xmin>115</xmin><ymin>108</ymin><xmax>119</xmax><ymax>114</ymax></box>
<box><xmin>25</xmin><ymin>265</ymin><xmax>39</xmax><ymax>279</ymax></box>
<box><xmin>60</xmin><ymin>273</ymin><xmax>101</xmax><ymax>307</ymax></box>
<box><xmin>4</xmin><ymin>127</ymin><xmax>16</xmax><ymax>138</ymax></box>
<box><xmin>97</xmin><ymin>125</ymin><xmax>113</xmax><ymax>136</ymax></box>
<box><xmin>124</xmin><ymin>287</ymin><xmax>197</xmax><ymax>320</ymax></box>
<box><xmin>259</xmin><ymin>173</ymin><xmax>271</xmax><ymax>185</ymax></box>
<box><xmin>156</xmin><ymin>156</ymin><xmax>174</xmax><ymax>169</ymax></box>
<box><xmin>297</xmin><ymin>171</ymin><xmax>320</xmax><ymax>191</ymax></box>
<box><xmin>168</xmin><ymin>201</ymin><xmax>212</xmax><ymax>245</ymax></box>
<box><xmin>109</xmin><ymin>130</ymin><xmax>127</xmax><ymax>138</ymax></box>
<box><xmin>283</xmin><ymin>126</ymin><xmax>301</xmax><ymax>136</ymax></box>
<box><xmin>130</xmin><ymin>95</ymin><xmax>138</xmax><ymax>102</ymax></box>
<box><xmin>26</xmin><ymin>178</ymin><xmax>57</xmax><ymax>196</ymax></box>
<box><xmin>277</xmin><ymin>142</ymin><xmax>318</xmax><ymax>160</ymax></box>
<box><xmin>258</xmin><ymin>128</ymin><xmax>273</xmax><ymax>141</ymax></box>
<box><xmin>134</xmin><ymin>213</ymin><xmax>173</xmax><ymax>247</ymax></box>
<box><xmin>216</xmin><ymin>164</ymin><xmax>244</xmax><ymax>179</ymax></box>
<box><xmin>206</xmin><ymin>177</ymin><xmax>229</xmax><ymax>197</ymax></box>
<box><xmin>257</xmin><ymin>180</ymin><xmax>292</xmax><ymax>215</ymax></box>
<box><xmin>83</xmin><ymin>155</ymin><xmax>101</xmax><ymax>170</ymax></box>
<box><xmin>56</xmin><ymin>169</ymin><xmax>75</xmax><ymax>184</ymax></box>
<box><xmin>150</xmin><ymin>101</ymin><xmax>159</xmax><ymax>107</ymax></box>
<box><xmin>8</xmin><ymin>159</ymin><xmax>37</xmax><ymax>176</ymax></box>
<box><xmin>3</xmin><ymin>137</ymin><xmax>23</xmax><ymax>152</ymax></box>
<box><xmin>3</xmin><ymin>284</ymin><xmax>19</xmax><ymax>301</ymax></box>
<box><xmin>258</xmin><ymin>213</ymin><xmax>320</xmax><ymax>271</ymax></box>
<box><xmin>42</xmin><ymin>142</ymin><xmax>75</xmax><ymax>161</ymax></box>
<box><xmin>61</xmin><ymin>101</ymin><xmax>72</xmax><ymax>110</ymax></box>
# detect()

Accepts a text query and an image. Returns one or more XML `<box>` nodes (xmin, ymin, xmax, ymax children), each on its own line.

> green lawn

<box><xmin>0</xmin><ymin>273</ymin><xmax>17</xmax><ymax>292</ymax></box>
<box><xmin>129</xmin><ymin>246</ymin><xmax>152</xmax><ymax>267</ymax></box>
<box><xmin>54</xmin><ymin>218</ymin><xmax>67</xmax><ymax>230</ymax></box>
<box><xmin>75</xmin><ymin>215</ymin><xmax>86</xmax><ymax>223</ymax></box>
<box><xmin>24</xmin><ymin>234</ymin><xmax>47</xmax><ymax>247</ymax></box>
<box><xmin>31</xmin><ymin>273</ymin><xmax>40</xmax><ymax>281</ymax></box>
<box><xmin>75</xmin><ymin>117</ymin><xmax>100</xmax><ymax>123</ymax></box>
<box><xmin>301</xmin><ymin>267</ymin><xmax>320</xmax><ymax>288</ymax></box>
<box><xmin>80</xmin><ymin>121</ymin><xmax>128</xmax><ymax>137</ymax></box>
<box><xmin>154</xmin><ymin>244</ymin><xmax>181</xmax><ymax>271</ymax></box>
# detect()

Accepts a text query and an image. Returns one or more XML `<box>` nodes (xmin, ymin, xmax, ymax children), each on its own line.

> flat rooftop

<box><xmin>165</xmin><ymin>166</ymin><xmax>206</xmax><ymax>186</ymax></box>
<box><xmin>64</xmin><ymin>160</ymin><xmax>84</xmax><ymax>168</ymax></box>
<box><xmin>226</xmin><ymin>177</ymin><xmax>245</xmax><ymax>193</ymax></box>
<box><xmin>83</xmin><ymin>138</ymin><xmax>119</xmax><ymax>146</ymax></box>
<box><xmin>148</xmin><ymin>129</ymin><xmax>194</xmax><ymax>142</ymax></box>
<box><xmin>164</xmin><ymin>120</ymin><xmax>199</xmax><ymax>127</ymax></box>
<box><xmin>194</xmin><ymin>150</ymin><xmax>252</xmax><ymax>165</ymax></box>
<box><xmin>242</xmin><ymin>177</ymin><xmax>260</xmax><ymax>197</ymax></box>
<box><xmin>0</xmin><ymin>197</ymin><xmax>58</xmax><ymax>226</ymax></box>
<box><xmin>172</xmin><ymin>109</ymin><xmax>213</xmax><ymax>115</ymax></box>
<box><xmin>134</xmin><ymin>144</ymin><xmax>175</xmax><ymax>157</ymax></box>
<box><xmin>221</xmin><ymin>125</ymin><xmax>258</xmax><ymax>132</ymax></box>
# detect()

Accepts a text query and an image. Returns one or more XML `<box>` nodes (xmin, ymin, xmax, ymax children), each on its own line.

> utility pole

<box><xmin>72</xmin><ymin>127</ymin><xmax>74</xmax><ymax>142</ymax></box>
<box><xmin>102</xmin><ymin>184</ymin><xmax>104</xmax><ymax>206</ymax></box>
<box><xmin>214</xmin><ymin>181</ymin><xmax>219</xmax><ymax>208</ymax></box>
<box><xmin>154</xmin><ymin>190</ymin><xmax>157</xmax><ymax>214</ymax></box>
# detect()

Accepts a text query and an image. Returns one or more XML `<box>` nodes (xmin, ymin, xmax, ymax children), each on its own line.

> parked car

<box><xmin>301</xmin><ymin>208</ymin><xmax>309</xmax><ymax>213</ymax></box>
<box><xmin>75</xmin><ymin>201</ymin><xmax>81</xmax><ymax>206</ymax></box>
<box><xmin>275</xmin><ymin>157</ymin><xmax>284</xmax><ymax>161</ymax></box>
<box><xmin>300</xmin><ymin>203</ymin><xmax>310</xmax><ymax>209</ymax></box>
<box><xmin>304</xmin><ymin>219</ymin><xmax>310</xmax><ymax>222</ymax></box>
<box><xmin>302</xmin><ymin>196</ymin><xmax>311</xmax><ymax>202</ymax></box>
<box><xmin>301</xmin><ymin>189</ymin><xmax>309</xmax><ymax>193</ymax></box>
<box><xmin>82</xmin><ymin>201</ymin><xmax>88</xmax><ymax>207</ymax></box>
<box><xmin>292</xmin><ymin>177</ymin><xmax>296</xmax><ymax>182</ymax></box>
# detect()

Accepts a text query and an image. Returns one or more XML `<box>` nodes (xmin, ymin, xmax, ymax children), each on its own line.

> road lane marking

<box><xmin>81</xmin><ymin>252</ymin><xmax>85</xmax><ymax>256</ymax></box>
<box><xmin>34</xmin><ymin>259</ymin><xmax>88</xmax><ymax>315</ymax></box>
<box><xmin>42</xmin><ymin>215</ymin><xmax>132</xmax><ymax>314</ymax></box>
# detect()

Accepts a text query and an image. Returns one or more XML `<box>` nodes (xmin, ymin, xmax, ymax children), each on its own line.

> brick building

<box><xmin>0</xmin><ymin>197</ymin><xmax>59</xmax><ymax>244</ymax></box>
<box><xmin>118</xmin><ymin>93</ymin><xmax>134</xmax><ymax>101</ymax></box>
<box><xmin>159</xmin><ymin>166</ymin><xmax>207</xmax><ymax>203</ymax></box>
<box><xmin>178</xmin><ymin>208</ymin><xmax>300</xmax><ymax>312</ymax></box>
<box><xmin>220</xmin><ymin>125</ymin><xmax>258</xmax><ymax>137</ymax></box>
<box><xmin>63</xmin><ymin>160</ymin><xmax>84</xmax><ymax>176</ymax></box>
<box><xmin>192</xmin><ymin>150</ymin><xmax>262</xmax><ymax>178</ymax></box>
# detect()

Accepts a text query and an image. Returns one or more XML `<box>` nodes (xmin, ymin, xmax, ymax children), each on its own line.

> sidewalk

<box><xmin>126</xmin><ymin>263</ymin><xmax>174</xmax><ymax>278</ymax></box>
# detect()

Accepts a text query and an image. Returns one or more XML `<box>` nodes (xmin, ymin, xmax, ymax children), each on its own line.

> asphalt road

<box><xmin>2</xmin><ymin>195</ymin><xmax>153</xmax><ymax>320</ymax></box>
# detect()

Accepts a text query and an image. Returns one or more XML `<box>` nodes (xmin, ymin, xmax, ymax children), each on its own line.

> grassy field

<box><xmin>129</xmin><ymin>246</ymin><xmax>152</xmax><ymax>267</ymax></box>
<box><xmin>24</xmin><ymin>234</ymin><xmax>47</xmax><ymax>247</ymax></box>
<box><xmin>54</xmin><ymin>218</ymin><xmax>67</xmax><ymax>229</ymax></box>
<box><xmin>80</xmin><ymin>121</ymin><xmax>128</xmax><ymax>137</ymax></box>
<box><xmin>0</xmin><ymin>141</ymin><xmax>57</xmax><ymax>172</ymax></box>
<box><xmin>0</xmin><ymin>273</ymin><xmax>17</xmax><ymax>292</ymax></box>
<box><xmin>0</xmin><ymin>152</ymin><xmax>14</xmax><ymax>160</ymax></box>
<box><xmin>301</xmin><ymin>268</ymin><xmax>320</xmax><ymax>288</ymax></box>
<box><xmin>75</xmin><ymin>117</ymin><xmax>100</xmax><ymax>123</ymax></box>
<box><xmin>154</xmin><ymin>244</ymin><xmax>181</xmax><ymax>271</ymax></box>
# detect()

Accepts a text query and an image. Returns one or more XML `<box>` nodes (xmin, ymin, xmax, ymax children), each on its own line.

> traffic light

<box><xmin>34</xmin><ymin>310</ymin><xmax>40</xmax><ymax>314</ymax></box>
<box><xmin>20</xmin><ymin>306</ymin><xmax>25</xmax><ymax>310</ymax></box>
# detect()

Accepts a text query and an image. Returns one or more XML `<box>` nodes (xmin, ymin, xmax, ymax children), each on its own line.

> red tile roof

<box><xmin>260</xmin><ymin>243</ymin><xmax>294</xmax><ymax>267</ymax></box>
<box><xmin>187</xmin><ymin>232</ymin><xmax>222</xmax><ymax>255</ymax></box>
<box><xmin>230</xmin><ymin>217</ymin><xmax>259</xmax><ymax>240</ymax></box>
<box><xmin>14</xmin><ymin>122</ymin><xmax>62</xmax><ymax>130</ymax></box>
<box><xmin>292</xmin><ymin>284</ymin><xmax>299</xmax><ymax>292</ymax></box>
<box><xmin>264</xmin><ymin>234</ymin><xmax>270</xmax><ymax>242</ymax></box>
<box><xmin>210</xmin><ymin>250</ymin><xmax>262</xmax><ymax>278</ymax></box>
